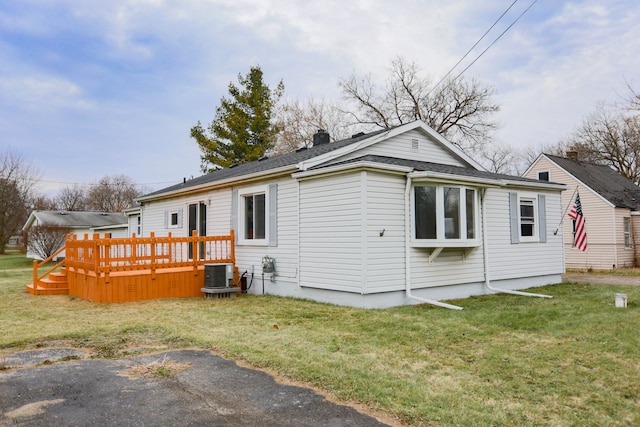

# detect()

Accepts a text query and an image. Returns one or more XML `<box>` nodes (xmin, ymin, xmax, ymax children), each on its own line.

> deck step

<box><xmin>38</xmin><ymin>277</ymin><xmax>69</xmax><ymax>289</ymax></box>
<box><xmin>47</xmin><ymin>272</ymin><xmax>67</xmax><ymax>283</ymax></box>
<box><xmin>26</xmin><ymin>284</ymin><xmax>69</xmax><ymax>296</ymax></box>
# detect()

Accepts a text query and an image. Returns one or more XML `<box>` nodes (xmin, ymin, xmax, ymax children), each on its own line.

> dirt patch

<box><xmin>5</xmin><ymin>399</ymin><xmax>65</xmax><ymax>419</ymax></box>
<box><xmin>119</xmin><ymin>355</ymin><xmax>191</xmax><ymax>379</ymax></box>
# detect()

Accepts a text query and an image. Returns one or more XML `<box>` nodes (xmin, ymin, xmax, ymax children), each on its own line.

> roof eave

<box><xmin>137</xmin><ymin>164</ymin><xmax>299</xmax><ymax>203</ymax></box>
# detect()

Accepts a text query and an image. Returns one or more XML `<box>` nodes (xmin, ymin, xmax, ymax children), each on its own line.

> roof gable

<box><xmin>544</xmin><ymin>154</ymin><xmax>640</xmax><ymax>209</ymax></box>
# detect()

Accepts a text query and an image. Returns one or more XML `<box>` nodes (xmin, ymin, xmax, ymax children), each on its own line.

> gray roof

<box><xmin>141</xmin><ymin>126</ymin><xmax>556</xmax><ymax>201</ymax></box>
<box><xmin>328</xmin><ymin>155</ymin><xmax>545</xmax><ymax>184</ymax></box>
<box><xmin>141</xmin><ymin>129</ymin><xmax>389</xmax><ymax>199</ymax></box>
<box><xmin>545</xmin><ymin>154</ymin><xmax>640</xmax><ymax>209</ymax></box>
<box><xmin>29</xmin><ymin>211</ymin><xmax>128</xmax><ymax>228</ymax></box>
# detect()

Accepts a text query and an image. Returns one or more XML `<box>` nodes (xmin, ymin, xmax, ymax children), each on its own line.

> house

<box><xmin>136</xmin><ymin>120</ymin><xmax>566</xmax><ymax>309</ymax></box>
<box><xmin>22</xmin><ymin>211</ymin><xmax>128</xmax><ymax>260</ymax></box>
<box><xmin>524</xmin><ymin>153</ymin><xmax>640</xmax><ymax>270</ymax></box>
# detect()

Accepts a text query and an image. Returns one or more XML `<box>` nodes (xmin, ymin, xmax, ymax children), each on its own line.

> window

<box><xmin>538</xmin><ymin>171</ymin><xmax>550</xmax><ymax>181</ymax></box>
<box><xmin>624</xmin><ymin>217</ymin><xmax>632</xmax><ymax>248</ymax></box>
<box><xmin>509</xmin><ymin>192</ymin><xmax>547</xmax><ymax>244</ymax></box>
<box><xmin>519</xmin><ymin>198</ymin><xmax>536</xmax><ymax>238</ymax></box>
<box><xmin>244</xmin><ymin>193</ymin><xmax>266</xmax><ymax>240</ymax></box>
<box><xmin>164</xmin><ymin>209</ymin><xmax>183</xmax><ymax>229</ymax></box>
<box><xmin>413</xmin><ymin>184</ymin><xmax>478</xmax><ymax>245</ymax></box>
<box><xmin>234</xmin><ymin>184</ymin><xmax>278</xmax><ymax>246</ymax></box>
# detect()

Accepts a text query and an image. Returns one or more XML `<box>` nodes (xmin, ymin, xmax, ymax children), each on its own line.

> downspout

<box><xmin>404</xmin><ymin>175</ymin><xmax>464</xmax><ymax>310</ymax></box>
<box><xmin>480</xmin><ymin>188</ymin><xmax>553</xmax><ymax>299</ymax></box>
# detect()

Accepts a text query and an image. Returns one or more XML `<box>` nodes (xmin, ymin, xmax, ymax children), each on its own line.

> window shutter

<box><xmin>509</xmin><ymin>192</ymin><xmax>519</xmax><ymax>244</ymax></box>
<box><xmin>538</xmin><ymin>194</ymin><xmax>547</xmax><ymax>243</ymax></box>
<box><xmin>164</xmin><ymin>210</ymin><xmax>168</xmax><ymax>229</ymax></box>
<box><xmin>178</xmin><ymin>209</ymin><xmax>183</xmax><ymax>228</ymax></box>
<box><xmin>231</xmin><ymin>189</ymin><xmax>238</xmax><ymax>242</ymax></box>
<box><xmin>269</xmin><ymin>183</ymin><xmax>278</xmax><ymax>247</ymax></box>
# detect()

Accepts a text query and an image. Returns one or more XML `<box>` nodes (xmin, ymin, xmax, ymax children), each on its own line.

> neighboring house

<box><xmin>123</xmin><ymin>205</ymin><xmax>142</xmax><ymax>237</ymax></box>
<box><xmin>524</xmin><ymin>153</ymin><xmax>640</xmax><ymax>269</ymax></box>
<box><xmin>136</xmin><ymin>120</ymin><xmax>565</xmax><ymax>309</ymax></box>
<box><xmin>22</xmin><ymin>211</ymin><xmax>128</xmax><ymax>260</ymax></box>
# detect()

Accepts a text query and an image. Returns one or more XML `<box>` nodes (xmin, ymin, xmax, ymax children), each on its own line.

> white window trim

<box><xmin>537</xmin><ymin>170</ymin><xmax>550</xmax><ymax>181</ymax></box>
<box><xmin>624</xmin><ymin>217</ymin><xmax>632</xmax><ymax>249</ymax></box>
<box><xmin>238</xmin><ymin>184</ymin><xmax>269</xmax><ymax>246</ymax></box>
<box><xmin>411</xmin><ymin>184</ymin><xmax>480</xmax><ymax>248</ymax></box>
<box><xmin>165</xmin><ymin>208</ymin><xmax>183</xmax><ymax>229</ymax></box>
<box><xmin>518</xmin><ymin>193</ymin><xmax>538</xmax><ymax>243</ymax></box>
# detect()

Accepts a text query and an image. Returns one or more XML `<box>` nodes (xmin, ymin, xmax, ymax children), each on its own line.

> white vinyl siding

<box><xmin>364</xmin><ymin>173</ymin><xmax>406</xmax><ymax>292</ymax></box>
<box><xmin>331</xmin><ymin>129</ymin><xmax>467</xmax><ymax>167</ymax></box>
<box><xmin>486</xmin><ymin>188</ymin><xmax>564</xmax><ymax>280</ymax></box>
<box><xmin>299</xmin><ymin>172</ymin><xmax>365</xmax><ymax>293</ymax></box>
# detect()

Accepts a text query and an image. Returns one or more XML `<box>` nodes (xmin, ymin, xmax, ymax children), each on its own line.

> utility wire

<box><xmin>429</xmin><ymin>0</ymin><xmax>538</xmax><ymax>93</ymax></box>
<box><xmin>429</xmin><ymin>0</ymin><xmax>520</xmax><ymax>95</ymax></box>
<box><xmin>452</xmin><ymin>0</ymin><xmax>538</xmax><ymax>82</ymax></box>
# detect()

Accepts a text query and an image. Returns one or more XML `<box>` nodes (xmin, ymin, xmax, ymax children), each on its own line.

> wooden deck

<box><xmin>28</xmin><ymin>231</ymin><xmax>237</xmax><ymax>303</ymax></box>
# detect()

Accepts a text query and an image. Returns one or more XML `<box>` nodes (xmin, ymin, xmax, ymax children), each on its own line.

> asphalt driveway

<box><xmin>1</xmin><ymin>349</ymin><xmax>391</xmax><ymax>426</ymax></box>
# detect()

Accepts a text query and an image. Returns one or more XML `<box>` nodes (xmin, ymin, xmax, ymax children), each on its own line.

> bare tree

<box><xmin>0</xmin><ymin>151</ymin><xmax>40</xmax><ymax>254</ymax></box>
<box><xmin>563</xmin><ymin>102</ymin><xmax>640</xmax><ymax>184</ymax></box>
<box><xmin>31</xmin><ymin>194</ymin><xmax>58</xmax><ymax>211</ymax></box>
<box><xmin>339</xmin><ymin>57</ymin><xmax>500</xmax><ymax>153</ymax></box>
<box><xmin>273</xmin><ymin>98</ymin><xmax>361</xmax><ymax>154</ymax></box>
<box><xmin>26</xmin><ymin>224</ymin><xmax>71</xmax><ymax>260</ymax></box>
<box><xmin>57</xmin><ymin>184</ymin><xmax>88</xmax><ymax>211</ymax></box>
<box><xmin>86</xmin><ymin>175</ymin><xmax>141</xmax><ymax>212</ymax></box>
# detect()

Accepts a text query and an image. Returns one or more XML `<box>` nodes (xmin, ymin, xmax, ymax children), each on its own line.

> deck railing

<box><xmin>64</xmin><ymin>230</ymin><xmax>235</xmax><ymax>277</ymax></box>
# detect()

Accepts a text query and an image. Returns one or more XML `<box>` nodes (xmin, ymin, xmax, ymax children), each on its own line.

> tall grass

<box><xmin>1</xmin><ymin>255</ymin><xmax>638</xmax><ymax>426</ymax></box>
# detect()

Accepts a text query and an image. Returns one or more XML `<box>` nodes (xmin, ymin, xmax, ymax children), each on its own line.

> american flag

<box><xmin>568</xmin><ymin>191</ymin><xmax>587</xmax><ymax>252</ymax></box>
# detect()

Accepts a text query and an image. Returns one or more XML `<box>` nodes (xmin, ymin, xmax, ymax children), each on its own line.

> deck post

<box><xmin>150</xmin><ymin>232</ymin><xmax>156</xmax><ymax>280</ymax></box>
<box><xmin>192</xmin><ymin>230</ymin><xmax>199</xmax><ymax>276</ymax></box>
<box><xmin>104</xmin><ymin>233</ymin><xmax>111</xmax><ymax>284</ymax></box>
<box><xmin>230</xmin><ymin>229</ymin><xmax>235</xmax><ymax>264</ymax></box>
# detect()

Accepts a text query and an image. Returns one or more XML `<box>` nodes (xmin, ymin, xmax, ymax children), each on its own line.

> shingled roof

<box><xmin>545</xmin><ymin>154</ymin><xmax>640</xmax><ymax>209</ymax></box>
<box><xmin>141</xmin><ymin>129</ymin><xmax>388</xmax><ymax>199</ymax></box>
<box><xmin>326</xmin><ymin>155</ymin><xmax>547</xmax><ymax>185</ymax></box>
<box><xmin>23</xmin><ymin>211</ymin><xmax>127</xmax><ymax>230</ymax></box>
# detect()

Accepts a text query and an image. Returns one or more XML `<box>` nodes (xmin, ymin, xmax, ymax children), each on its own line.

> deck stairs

<box><xmin>26</xmin><ymin>267</ymin><xmax>69</xmax><ymax>296</ymax></box>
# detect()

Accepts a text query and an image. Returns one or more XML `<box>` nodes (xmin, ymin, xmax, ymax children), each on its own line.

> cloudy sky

<box><xmin>1</xmin><ymin>0</ymin><xmax>639</xmax><ymax>195</ymax></box>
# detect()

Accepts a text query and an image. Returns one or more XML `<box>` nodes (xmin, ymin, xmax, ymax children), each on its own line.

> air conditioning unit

<box><xmin>204</xmin><ymin>263</ymin><xmax>233</xmax><ymax>288</ymax></box>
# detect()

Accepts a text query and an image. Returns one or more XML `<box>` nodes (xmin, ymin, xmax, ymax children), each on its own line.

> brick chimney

<box><xmin>312</xmin><ymin>129</ymin><xmax>330</xmax><ymax>146</ymax></box>
<box><xmin>566</xmin><ymin>150</ymin><xmax>579</xmax><ymax>161</ymax></box>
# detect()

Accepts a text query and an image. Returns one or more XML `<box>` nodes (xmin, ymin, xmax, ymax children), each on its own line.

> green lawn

<box><xmin>1</xmin><ymin>253</ymin><xmax>639</xmax><ymax>426</ymax></box>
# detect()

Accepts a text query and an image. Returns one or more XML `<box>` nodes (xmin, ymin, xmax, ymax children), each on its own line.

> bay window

<box><xmin>413</xmin><ymin>184</ymin><xmax>478</xmax><ymax>246</ymax></box>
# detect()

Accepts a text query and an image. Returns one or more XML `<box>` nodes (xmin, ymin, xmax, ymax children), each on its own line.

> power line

<box><xmin>429</xmin><ymin>0</ymin><xmax>538</xmax><ymax>93</ymax></box>
<box><xmin>24</xmin><ymin>177</ymin><xmax>178</xmax><ymax>188</ymax></box>
<box><xmin>430</xmin><ymin>0</ymin><xmax>520</xmax><ymax>94</ymax></box>
<box><xmin>452</xmin><ymin>0</ymin><xmax>538</xmax><ymax>81</ymax></box>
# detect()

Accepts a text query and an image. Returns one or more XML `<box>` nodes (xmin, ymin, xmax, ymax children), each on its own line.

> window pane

<box><xmin>415</xmin><ymin>186</ymin><xmax>436</xmax><ymax>239</ymax></box>
<box><xmin>255</xmin><ymin>194</ymin><xmax>266</xmax><ymax>239</ymax></box>
<box><xmin>244</xmin><ymin>196</ymin><xmax>254</xmax><ymax>239</ymax></box>
<box><xmin>466</xmin><ymin>189</ymin><xmax>475</xmax><ymax>239</ymax></box>
<box><xmin>520</xmin><ymin>199</ymin><xmax>535</xmax><ymax>237</ymax></box>
<box><xmin>444</xmin><ymin>187</ymin><xmax>460</xmax><ymax>239</ymax></box>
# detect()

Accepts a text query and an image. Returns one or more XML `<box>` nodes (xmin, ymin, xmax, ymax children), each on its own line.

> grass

<box><xmin>566</xmin><ymin>267</ymin><xmax>640</xmax><ymax>276</ymax></box>
<box><xmin>1</xmin><ymin>254</ymin><xmax>639</xmax><ymax>426</ymax></box>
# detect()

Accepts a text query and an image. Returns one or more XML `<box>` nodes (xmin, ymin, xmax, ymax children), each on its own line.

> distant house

<box><xmin>22</xmin><ymin>211</ymin><xmax>128</xmax><ymax>260</ymax></box>
<box><xmin>524</xmin><ymin>153</ymin><xmax>640</xmax><ymax>269</ymax></box>
<box><xmin>136</xmin><ymin>120</ymin><xmax>566</xmax><ymax>309</ymax></box>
